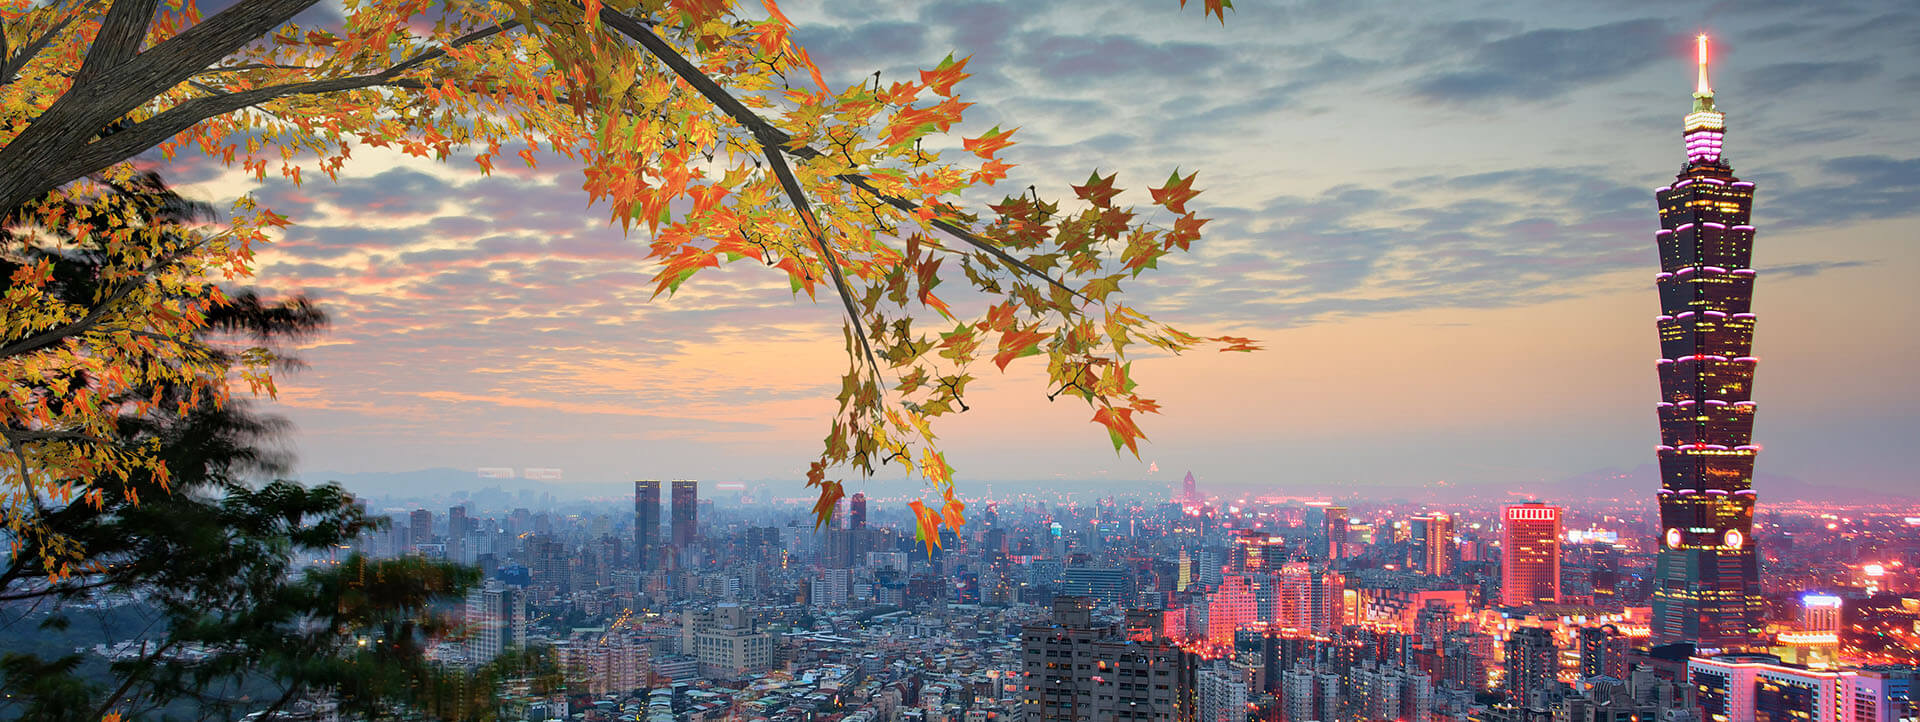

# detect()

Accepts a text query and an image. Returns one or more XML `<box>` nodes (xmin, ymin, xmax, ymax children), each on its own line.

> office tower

<box><xmin>1410</xmin><ymin>512</ymin><xmax>1454</xmax><ymax>577</ymax></box>
<box><xmin>1206</xmin><ymin>576</ymin><xmax>1256</xmax><ymax>646</ymax></box>
<box><xmin>465</xmin><ymin>579</ymin><xmax>526</xmax><ymax>665</ymax></box>
<box><xmin>849</xmin><ymin>491</ymin><xmax>867</xmax><ymax>530</ymax></box>
<box><xmin>633</xmin><ymin>480</ymin><xmax>660</xmax><ymax>569</ymax></box>
<box><xmin>1648</xmin><ymin>34</ymin><xmax>1766</xmax><ymax>652</ymax></box>
<box><xmin>1181</xmin><ymin>470</ymin><xmax>1199</xmax><ymax>503</ymax></box>
<box><xmin>1501</xmin><ymin>502</ymin><xmax>1562</xmax><ymax>607</ymax></box>
<box><xmin>409</xmin><ymin>508</ymin><xmax>433</xmax><ymax>550</ymax></box>
<box><xmin>1505</xmin><ymin>627</ymin><xmax>1558</xmax><ymax>708</ymax></box>
<box><xmin>1061</xmin><ymin>565</ymin><xmax>1127</xmax><ymax>607</ymax></box>
<box><xmin>448</xmin><ymin>505</ymin><xmax>469</xmax><ymax>539</ymax></box>
<box><xmin>1577</xmin><ymin>625</ymin><xmax>1631</xmax><ymax>681</ymax></box>
<box><xmin>1325</xmin><ymin>505</ymin><xmax>1349</xmax><ymax>560</ymax></box>
<box><xmin>1230</xmin><ymin>529</ymin><xmax>1285</xmax><ymax>573</ymax></box>
<box><xmin>670</xmin><ymin>479</ymin><xmax>697</xmax><ymax>548</ymax></box>
<box><xmin>1276</xmin><ymin>561</ymin><xmax>1346</xmax><ymax>634</ymax></box>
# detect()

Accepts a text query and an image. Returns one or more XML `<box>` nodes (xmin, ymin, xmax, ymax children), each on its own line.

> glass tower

<box><xmin>1649</xmin><ymin>35</ymin><xmax>1765</xmax><ymax>652</ymax></box>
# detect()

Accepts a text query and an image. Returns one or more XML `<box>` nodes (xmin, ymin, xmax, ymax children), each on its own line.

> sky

<box><xmin>168</xmin><ymin>0</ymin><xmax>1920</xmax><ymax>499</ymax></box>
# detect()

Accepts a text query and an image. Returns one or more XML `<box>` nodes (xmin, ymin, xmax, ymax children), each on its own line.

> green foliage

<box><xmin>0</xmin><ymin>176</ymin><xmax>499</xmax><ymax>721</ymax></box>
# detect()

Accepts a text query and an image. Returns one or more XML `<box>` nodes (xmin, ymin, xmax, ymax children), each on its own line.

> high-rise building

<box><xmin>1197</xmin><ymin>666</ymin><xmax>1248</xmax><ymax>722</ymax></box>
<box><xmin>465</xmin><ymin>579</ymin><xmax>526</xmax><ymax>665</ymax></box>
<box><xmin>1501</xmin><ymin>503</ymin><xmax>1562</xmax><ymax>607</ymax></box>
<box><xmin>1505</xmin><ymin>627</ymin><xmax>1558</xmax><ymax>708</ymax></box>
<box><xmin>1410</xmin><ymin>512</ymin><xmax>1454</xmax><ymax>577</ymax></box>
<box><xmin>409</xmin><ymin>508</ymin><xmax>433</xmax><ymax>551</ymax></box>
<box><xmin>1230</xmin><ymin>529</ymin><xmax>1285</xmax><ymax>573</ymax></box>
<box><xmin>1020</xmin><ymin>596</ymin><xmax>1190</xmax><ymax>721</ymax></box>
<box><xmin>1180</xmin><ymin>470</ymin><xmax>1199</xmax><ymax>503</ymax></box>
<box><xmin>1648</xmin><ymin>34</ymin><xmax>1766</xmax><ymax>653</ymax></box>
<box><xmin>1325</xmin><ymin>505</ymin><xmax>1349</xmax><ymax>560</ymax></box>
<box><xmin>670</xmin><ymin>479</ymin><xmax>698</xmax><ymax>548</ymax></box>
<box><xmin>849</xmin><ymin>491</ymin><xmax>867</xmax><ymax>530</ymax></box>
<box><xmin>634</xmin><ymin>480</ymin><xmax>660</xmax><ymax>569</ymax></box>
<box><xmin>1578</xmin><ymin>625</ymin><xmax>1632</xmax><ymax>681</ymax></box>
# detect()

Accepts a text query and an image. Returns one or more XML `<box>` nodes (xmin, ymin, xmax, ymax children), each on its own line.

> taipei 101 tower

<box><xmin>1648</xmin><ymin>35</ymin><xmax>1766</xmax><ymax>652</ymax></box>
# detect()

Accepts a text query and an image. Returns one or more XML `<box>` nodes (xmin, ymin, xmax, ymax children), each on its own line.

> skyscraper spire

<box><xmin>1695</xmin><ymin>34</ymin><xmax>1713</xmax><ymax>99</ymax></box>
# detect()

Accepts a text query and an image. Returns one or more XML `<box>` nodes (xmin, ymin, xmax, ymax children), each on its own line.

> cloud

<box><xmin>1740</xmin><ymin>60</ymin><xmax>1881</xmax><ymax>96</ymax></box>
<box><xmin>1409</xmin><ymin>19</ymin><xmax>1673</xmax><ymax>104</ymax></box>
<box><xmin>1767</xmin><ymin>260</ymin><xmax>1872</xmax><ymax>279</ymax></box>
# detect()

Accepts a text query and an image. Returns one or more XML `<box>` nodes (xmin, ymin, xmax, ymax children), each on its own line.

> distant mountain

<box><xmin>1510</xmin><ymin>464</ymin><xmax>1913</xmax><ymax>504</ymax></box>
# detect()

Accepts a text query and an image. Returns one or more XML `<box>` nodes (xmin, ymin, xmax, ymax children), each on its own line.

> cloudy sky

<box><xmin>173</xmin><ymin>0</ymin><xmax>1920</xmax><ymax>498</ymax></box>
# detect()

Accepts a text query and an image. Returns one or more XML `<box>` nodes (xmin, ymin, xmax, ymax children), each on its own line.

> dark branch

<box><xmin>592</xmin><ymin>6</ymin><xmax>1085</xmax><ymax>304</ymax></box>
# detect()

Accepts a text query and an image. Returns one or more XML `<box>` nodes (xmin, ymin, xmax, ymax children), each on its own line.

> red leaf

<box><xmin>962</xmin><ymin>126</ymin><xmax>1017</xmax><ymax>159</ymax></box>
<box><xmin>993</xmin><ymin>326</ymin><xmax>1048</xmax><ymax>370</ymax></box>
<box><xmin>920</xmin><ymin>54</ymin><xmax>972</xmax><ymax>97</ymax></box>
<box><xmin>1072</xmin><ymin>172</ymin><xmax>1122</xmax><ymax>208</ymax></box>
<box><xmin>1149</xmin><ymin>170</ymin><xmax>1200</xmax><ymax>214</ymax></box>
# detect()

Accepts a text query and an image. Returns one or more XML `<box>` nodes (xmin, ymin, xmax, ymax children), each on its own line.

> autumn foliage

<box><xmin>2</xmin><ymin>0</ymin><xmax>1253</xmax><ymax>565</ymax></box>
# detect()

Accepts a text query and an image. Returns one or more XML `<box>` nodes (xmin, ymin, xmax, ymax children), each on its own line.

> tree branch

<box><xmin>32</xmin><ymin>21</ymin><xmax>517</xmax><ymax>211</ymax></box>
<box><xmin>88</xmin><ymin>637</ymin><xmax>181</xmax><ymax>722</ymax></box>
<box><xmin>71</xmin><ymin>0</ymin><xmax>161</xmax><ymax>87</ymax></box>
<box><xmin>0</xmin><ymin>281</ymin><xmax>137</xmax><ymax>359</ymax></box>
<box><xmin>591</xmin><ymin>6</ymin><xmax>1085</xmax><ymax>304</ymax></box>
<box><xmin>760</xmin><ymin>140</ymin><xmax>881</xmax><ymax>376</ymax></box>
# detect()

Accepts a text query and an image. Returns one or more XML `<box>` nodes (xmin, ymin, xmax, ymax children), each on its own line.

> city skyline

<box><xmin>161</xmin><ymin>1</ymin><xmax>1920</xmax><ymax>496</ymax></box>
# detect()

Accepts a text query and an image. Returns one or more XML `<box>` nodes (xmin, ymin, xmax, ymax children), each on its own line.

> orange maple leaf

<box><xmin>962</xmin><ymin>125</ymin><xmax>1017</xmax><ymax>159</ymax></box>
<box><xmin>920</xmin><ymin>54</ymin><xmax>972</xmax><ymax>97</ymax></box>
<box><xmin>993</xmin><ymin>326</ymin><xmax>1048</xmax><ymax>370</ymax></box>
<box><xmin>909</xmin><ymin>499</ymin><xmax>941</xmax><ymax>554</ymax></box>
<box><xmin>1149</xmin><ymin>170</ymin><xmax>1200</xmax><ymax>213</ymax></box>
<box><xmin>1092</xmin><ymin>406</ymin><xmax>1147</xmax><ymax>457</ymax></box>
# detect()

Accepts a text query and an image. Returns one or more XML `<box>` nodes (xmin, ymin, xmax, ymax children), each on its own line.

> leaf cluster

<box><xmin>2</xmin><ymin>0</ymin><xmax>1254</xmax><ymax>558</ymax></box>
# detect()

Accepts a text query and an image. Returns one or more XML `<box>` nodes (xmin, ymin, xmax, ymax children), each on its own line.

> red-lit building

<box><xmin>1501</xmin><ymin>502</ymin><xmax>1562</xmax><ymax>607</ymax></box>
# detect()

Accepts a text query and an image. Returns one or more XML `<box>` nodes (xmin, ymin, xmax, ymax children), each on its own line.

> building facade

<box><xmin>1500</xmin><ymin>503</ymin><xmax>1562</xmax><ymax>607</ymax></box>
<box><xmin>671</xmin><ymin>479</ymin><xmax>698</xmax><ymax>549</ymax></box>
<box><xmin>634</xmin><ymin>479</ymin><xmax>660</xmax><ymax>569</ymax></box>
<box><xmin>1648</xmin><ymin>34</ymin><xmax>1767</xmax><ymax>653</ymax></box>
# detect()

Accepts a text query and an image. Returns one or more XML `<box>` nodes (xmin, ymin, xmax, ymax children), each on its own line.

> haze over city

<box><xmin>142</xmin><ymin>0</ymin><xmax>1920</xmax><ymax>496</ymax></box>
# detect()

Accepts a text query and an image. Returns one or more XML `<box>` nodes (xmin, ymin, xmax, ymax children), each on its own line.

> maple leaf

<box><xmin>1091</xmin><ymin>406</ymin><xmax>1148</xmax><ymax>457</ymax></box>
<box><xmin>1071</xmin><ymin>172</ymin><xmax>1123</xmax><ymax>208</ymax></box>
<box><xmin>993</xmin><ymin>326</ymin><xmax>1049</xmax><ymax>371</ymax></box>
<box><xmin>908</xmin><ymin>499</ymin><xmax>942</xmax><ymax>555</ymax></box>
<box><xmin>920</xmin><ymin>53</ymin><xmax>972</xmax><ymax>97</ymax></box>
<box><xmin>1149</xmin><ymin>169</ymin><xmax>1201</xmax><ymax>214</ymax></box>
<box><xmin>963</xmin><ymin>125</ymin><xmax>1017</xmax><ymax>159</ymax></box>
<box><xmin>811</xmin><ymin>478</ymin><xmax>844</xmax><ymax>528</ymax></box>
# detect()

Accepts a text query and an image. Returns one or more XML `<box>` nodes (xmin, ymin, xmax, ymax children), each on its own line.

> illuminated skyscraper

<box><xmin>1501</xmin><ymin>503</ymin><xmax>1561</xmax><ymax>607</ymax></box>
<box><xmin>1410</xmin><ymin>512</ymin><xmax>1454</xmax><ymax>577</ymax></box>
<box><xmin>1324</xmin><ymin>505</ymin><xmax>1349</xmax><ymax>560</ymax></box>
<box><xmin>634</xmin><ymin>480</ymin><xmax>660</xmax><ymax>569</ymax></box>
<box><xmin>1649</xmin><ymin>35</ymin><xmax>1766</xmax><ymax>652</ymax></box>
<box><xmin>671</xmin><ymin>479</ymin><xmax>698</xmax><ymax>548</ymax></box>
